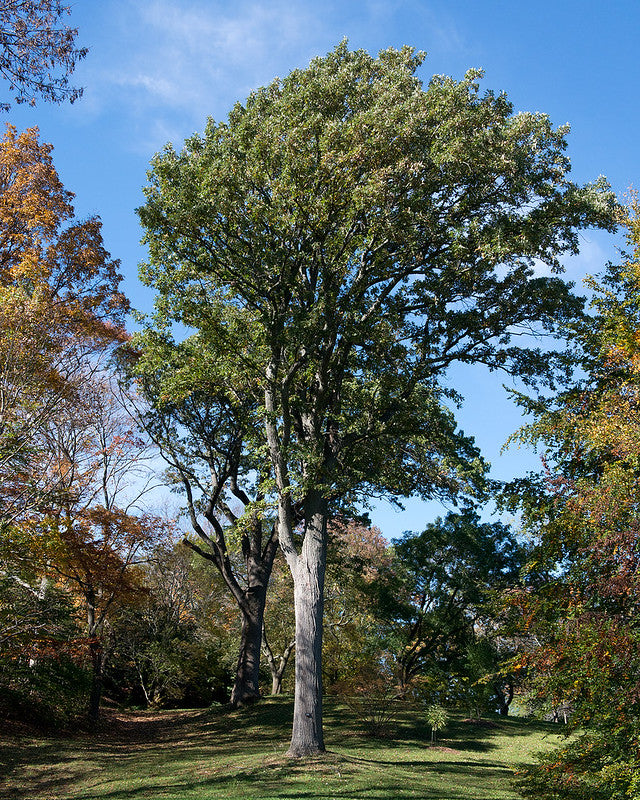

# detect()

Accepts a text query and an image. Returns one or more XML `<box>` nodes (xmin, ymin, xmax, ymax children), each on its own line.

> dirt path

<box><xmin>97</xmin><ymin>708</ymin><xmax>207</xmax><ymax>745</ymax></box>
<box><xmin>0</xmin><ymin>708</ymin><xmax>219</xmax><ymax>800</ymax></box>
<box><xmin>0</xmin><ymin>707</ymin><xmax>211</xmax><ymax>751</ymax></box>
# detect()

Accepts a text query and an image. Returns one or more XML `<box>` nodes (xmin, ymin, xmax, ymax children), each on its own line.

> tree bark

<box><xmin>285</xmin><ymin>494</ymin><xmax>328</xmax><ymax>757</ymax></box>
<box><xmin>494</xmin><ymin>679</ymin><xmax>514</xmax><ymax>717</ymax></box>
<box><xmin>86</xmin><ymin>596</ymin><xmax>104</xmax><ymax>728</ymax></box>
<box><xmin>87</xmin><ymin>640</ymin><xmax>103</xmax><ymax>729</ymax></box>
<box><xmin>230</xmin><ymin>589</ymin><xmax>266</xmax><ymax>707</ymax></box>
<box><xmin>184</xmin><ymin>517</ymin><xmax>279</xmax><ymax>709</ymax></box>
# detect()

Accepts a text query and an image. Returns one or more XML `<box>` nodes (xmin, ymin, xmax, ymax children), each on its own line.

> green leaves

<box><xmin>137</xmin><ymin>39</ymin><xmax>616</xmax><ymax>553</ymax></box>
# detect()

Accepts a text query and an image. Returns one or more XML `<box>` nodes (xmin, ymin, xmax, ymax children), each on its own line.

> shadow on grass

<box><xmin>323</xmin><ymin>699</ymin><xmax>559</xmax><ymax>756</ymax></box>
<box><xmin>0</xmin><ymin>699</ymin><xmax>556</xmax><ymax>800</ymax></box>
<box><xmin>0</xmin><ymin>753</ymin><xmax>517</xmax><ymax>800</ymax></box>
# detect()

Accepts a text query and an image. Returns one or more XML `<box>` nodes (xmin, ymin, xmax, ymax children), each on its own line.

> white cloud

<box><xmin>525</xmin><ymin>228</ymin><xmax>615</xmax><ymax>282</ymax></box>
<box><xmin>77</xmin><ymin>0</ymin><xmax>332</xmax><ymax>152</ymax></box>
<box><xmin>106</xmin><ymin>1</ymin><xmax>320</xmax><ymax>112</ymax></box>
<box><xmin>72</xmin><ymin>0</ymin><xmax>469</xmax><ymax>154</ymax></box>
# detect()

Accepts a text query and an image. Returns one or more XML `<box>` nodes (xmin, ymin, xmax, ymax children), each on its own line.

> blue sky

<box><xmin>7</xmin><ymin>0</ymin><xmax>639</xmax><ymax>537</ymax></box>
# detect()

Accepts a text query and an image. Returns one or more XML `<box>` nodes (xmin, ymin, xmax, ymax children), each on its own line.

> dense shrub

<box><xmin>0</xmin><ymin>652</ymin><xmax>90</xmax><ymax>726</ymax></box>
<box><xmin>516</xmin><ymin>733</ymin><xmax>640</xmax><ymax>800</ymax></box>
<box><xmin>0</xmin><ymin>577</ymin><xmax>89</xmax><ymax>726</ymax></box>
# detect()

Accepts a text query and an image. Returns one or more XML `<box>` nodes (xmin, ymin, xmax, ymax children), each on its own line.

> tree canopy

<box><xmin>0</xmin><ymin>125</ymin><xmax>127</xmax><ymax>528</ymax></box>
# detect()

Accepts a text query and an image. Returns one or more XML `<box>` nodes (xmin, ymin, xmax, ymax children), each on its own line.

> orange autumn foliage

<box><xmin>0</xmin><ymin>124</ymin><xmax>128</xmax><ymax>334</ymax></box>
<box><xmin>0</xmin><ymin>125</ymin><xmax>129</xmax><ymax>524</ymax></box>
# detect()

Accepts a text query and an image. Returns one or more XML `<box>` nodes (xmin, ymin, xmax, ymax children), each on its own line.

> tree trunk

<box><xmin>262</xmin><ymin>623</ymin><xmax>295</xmax><ymax>696</ymax></box>
<box><xmin>494</xmin><ymin>679</ymin><xmax>514</xmax><ymax>717</ymax></box>
<box><xmin>230</xmin><ymin>590</ymin><xmax>265</xmax><ymax>707</ymax></box>
<box><xmin>86</xmin><ymin>597</ymin><xmax>104</xmax><ymax>728</ymax></box>
<box><xmin>184</xmin><ymin>514</ymin><xmax>279</xmax><ymax>710</ymax></box>
<box><xmin>87</xmin><ymin>638</ymin><xmax>104</xmax><ymax>728</ymax></box>
<box><xmin>286</xmin><ymin>495</ymin><xmax>327</xmax><ymax>757</ymax></box>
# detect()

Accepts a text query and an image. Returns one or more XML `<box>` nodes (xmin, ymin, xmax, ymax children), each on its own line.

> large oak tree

<box><xmin>137</xmin><ymin>43</ymin><xmax>615</xmax><ymax>756</ymax></box>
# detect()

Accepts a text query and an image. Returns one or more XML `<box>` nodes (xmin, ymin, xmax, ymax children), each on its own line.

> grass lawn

<box><xmin>0</xmin><ymin>697</ymin><xmax>565</xmax><ymax>800</ymax></box>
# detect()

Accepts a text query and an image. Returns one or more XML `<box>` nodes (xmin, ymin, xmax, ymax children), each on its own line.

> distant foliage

<box><xmin>0</xmin><ymin>576</ymin><xmax>89</xmax><ymax>725</ymax></box>
<box><xmin>508</xmin><ymin>200</ymin><xmax>640</xmax><ymax>799</ymax></box>
<box><xmin>107</xmin><ymin>545</ymin><xmax>235</xmax><ymax>708</ymax></box>
<box><xmin>334</xmin><ymin>665</ymin><xmax>403</xmax><ymax>738</ymax></box>
<box><xmin>363</xmin><ymin>509</ymin><xmax>525</xmax><ymax>715</ymax></box>
<box><xmin>322</xmin><ymin>520</ymin><xmax>394</xmax><ymax>693</ymax></box>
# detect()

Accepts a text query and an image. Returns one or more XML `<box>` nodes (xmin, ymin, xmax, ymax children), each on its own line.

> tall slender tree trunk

<box><xmin>286</xmin><ymin>494</ymin><xmax>328</xmax><ymax>757</ymax></box>
<box><xmin>87</xmin><ymin>639</ymin><xmax>104</xmax><ymax>728</ymax></box>
<box><xmin>230</xmin><ymin>589</ymin><xmax>266</xmax><ymax>707</ymax></box>
<box><xmin>86</xmin><ymin>597</ymin><xmax>104</xmax><ymax>729</ymax></box>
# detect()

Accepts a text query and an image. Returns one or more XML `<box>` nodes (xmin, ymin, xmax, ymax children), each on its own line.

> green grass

<box><xmin>0</xmin><ymin>697</ymin><xmax>565</xmax><ymax>800</ymax></box>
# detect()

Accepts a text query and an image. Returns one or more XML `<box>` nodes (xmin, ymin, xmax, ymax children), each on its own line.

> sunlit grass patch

<box><xmin>0</xmin><ymin>697</ymin><xmax>565</xmax><ymax>800</ymax></box>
